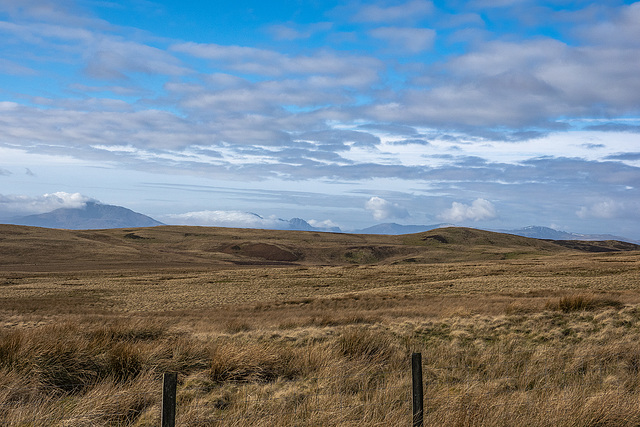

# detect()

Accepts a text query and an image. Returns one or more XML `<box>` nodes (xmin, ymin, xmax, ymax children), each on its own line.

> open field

<box><xmin>1</xmin><ymin>225</ymin><xmax>640</xmax><ymax>425</ymax></box>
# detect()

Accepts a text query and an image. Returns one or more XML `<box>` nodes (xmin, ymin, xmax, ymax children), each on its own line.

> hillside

<box><xmin>1</xmin><ymin>224</ymin><xmax>638</xmax><ymax>272</ymax></box>
<box><xmin>2</xmin><ymin>225</ymin><xmax>640</xmax><ymax>426</ymax></box>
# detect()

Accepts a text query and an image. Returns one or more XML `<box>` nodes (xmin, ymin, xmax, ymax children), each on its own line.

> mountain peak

<box><xmin>6</xmin><ymin>202</ymin><xmax>163</xmax><ymax>230</ymax></box>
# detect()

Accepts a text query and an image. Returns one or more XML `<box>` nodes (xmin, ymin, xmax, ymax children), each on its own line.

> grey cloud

<box><xmin>575</xmin><ymin>3</ymin><xmax>640</xmax><ymax>48</ymax></box>
<box><xmin>582</xmin><ymin>143</ymin><xmax>605</xmax><ymax>149</ymax></box>
<box><xmin>296</xmin><ymin>129</ymin><xmax>380</xmax><ymax>148</ymax></box>
<box><xmin>31</xmin><ymin>96</ymin><xmax>135</xmax><ymax>112</ymax></box>
<box><xmin>68</xmin><ymin>83</ymin><xmax>151</xmax><ymax>97</ymax></box>
<box><xmin>352</xmin><ymin>0</ymin><xmax>433</xmax><ymax>23</ymax></box>
<box><xmin>271</xmin><ymin>148</ymin><xmax>353</xmax><ymax>165</ymax></box>
<box><xmin>267</xmin><ymin>22</ymin><xmax>332</xmax><ymax>41</ymax></box>
<box><xmin>0</xmin><ymin>13</ymin><xmax>187</xmax><ymax>82</ymax></box>
<box><xmin>85</xmin><ymin>38</ymin><xmax>189</xmax><ymax>80</ymax></box>
<box><xmin>605</xmin><ymin>152</ymin><xmax>640</xmax><ymax>161</ymax></box>
<box><xmin>387</xmin><ymin>138</ymin><xmax>431</xmax><ymax>146</ymax></box>
<box><xmin>171</xmin><ymin>78</ymin><xmax>350</xmax><ymax>116</ymax></box>
<box><xmin>452</xmin><ymin>156</ymin><xmax>489</xmax><ymax>167</ymax></box>
<box><xmin>586</xmin><ymin>123</ymin><xmax>640</xmax><ymax>133</ymax></box>
<box><xmin>0</xmin><ymin>58</ymin><xmax>38</xmax><ymax>75</ymax></box>
<box><xmin>0</xmin><ymin>0</ymin><xmax>111</xmax><ymax>29</ymax></box>
<box><xmin>368</xmin><ymin>27</ymin><xmax>436</xmax><ymax>53</ymax></box>
<box><xmin>194</xmin><ymin>148</ymin><xmax>223</xmax><ymax>158</ymax></box>
<box><xmin>171</xmin><ymin>42</ymin><xmax>383</xmax><ymax>83</ymax></box>
<box><xmin>357</xmin><ymin>123</ymin><xmax>420</xmax><ymax>137</ymax></box>
<box><xmin>0</xmin><ymin>103</ymin><xmax>219</xmax><ymax>150</ymax></box>
<box><xmin>384</xmin><ymin>36</ymin><xmax>640</xmax><ymax>132</ymax></box>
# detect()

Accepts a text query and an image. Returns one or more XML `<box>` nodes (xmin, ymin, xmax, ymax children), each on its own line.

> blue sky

<box><xmin>1</xmin><ymin>0</ymin><xmax>639</xmax><ymax>238</ymax></box>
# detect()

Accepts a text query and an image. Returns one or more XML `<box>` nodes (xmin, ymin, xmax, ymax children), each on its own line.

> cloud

<box><xmin>606</xmin><ymin>152</ymin><xmax>640</xmax><ymax>161</ymax></box>
<box><xmin>365</xmin><ymin>196</ymin><xmax>409</xmax><ymax>221</ymax></box>
<box><xmin>0</xmin><ymin>168</ymin><xmax>11</xmax><ymax>176</ymax></box>
<box><xmin>308</xmin><ymin>219</ymin><xmax>340</xmax><ymax>230</ymax></box>
<box><xmin>0</xmin><ymin>192</ymin><xmax>94</xmax><ymax>216</ymax></box>
<box><xmin>576</xmin><ymin>200</ymin><xmax>640</xmax><ymax>220</ymax></box>
<box><xmin>353</xmin><ymin>0</ymin><xmax>433</xmax><ymax>23</ymax></box>
<box><xmin>0</xmin><ymin>58</ymin><xmax>38</xmax><ymax>75</ymax></box>
<box><xmin>368</xmin><ymin>27</ymin><xmax>435</xmax><ymax>53</ymax></box>
<box><xmin>586</xmin><ymin>123</ymin><xmax>640</xmax><ymax>133</ymax></box>
<box><xmin>171</xmin><ymin>42</ymin><xmax>382</xmax><ymax>81</ymax></box>
<box><xmin>576</xmin><ymin>2</ymin><xmax>640</xmax><ymax>48</ymax></box>
<box><xmin>267</xmin><ymin>22</ymin><xmax>332</xmax><ymax>41</ymax></box>
<box><xmin>84</xmin><ymin>38</ymin><xmax>189</xmax><ymax>80</ymax></box>
<box><xmin>161</xmin><ymin>210</ymin><xmax>286</xmax><ymax>229</ymax></box>
<box><xmin>438</xmin><ymin>198</ymin><xmax>497</xmax><ymax>223</ymax></box>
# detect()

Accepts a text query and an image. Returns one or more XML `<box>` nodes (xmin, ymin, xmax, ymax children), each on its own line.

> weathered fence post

<box><xmin>412</xmin><ymin>352</ymin><xmax>424</xmax><ymax>427</ymax></box>
<box><xmin>162</xmin><ymin>372</ymin><xmax>177</xmax><ymax>427</ymax></box>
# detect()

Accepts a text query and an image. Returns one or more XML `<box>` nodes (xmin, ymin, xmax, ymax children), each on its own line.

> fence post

<box><xmin>412</xmin><ymin>353</ymin><xmax>424</xmax><ymax>427</ymax></box>
<box><xmin>162</xmin><ymin>372</ymin><xmax>177</xmax><ymax>427</ymax></box>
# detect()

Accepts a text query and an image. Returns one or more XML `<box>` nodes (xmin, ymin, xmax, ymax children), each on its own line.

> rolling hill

<box><xmin>1</xmin><ymin>224</ymin><xmax>638</xmax><ymax>272</ymax></box>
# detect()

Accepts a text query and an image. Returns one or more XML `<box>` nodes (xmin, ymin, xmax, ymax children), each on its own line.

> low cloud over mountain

<box><xmin>161</xmin><ymin>210</ymin><xmax>341</xmax><ymax>232</ymax></box>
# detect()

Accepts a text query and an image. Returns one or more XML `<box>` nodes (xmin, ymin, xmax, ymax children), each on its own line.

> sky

<box><xmin>0</xmin><ymin>0</ymin><xmax>639</xmax><ymax>238</ymax></box>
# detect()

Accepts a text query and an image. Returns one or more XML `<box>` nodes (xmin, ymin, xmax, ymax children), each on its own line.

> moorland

<box><xmin>1</xmin><ymin>224</ymin><xmax>640</xmax><ymax>426</ymax></box>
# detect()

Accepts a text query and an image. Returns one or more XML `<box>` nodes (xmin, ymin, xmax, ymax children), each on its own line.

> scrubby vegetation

<box><xmin>4</xmin><ymin>300</ymin><xmax>640</xmax><ymax>426</ymax></box>
<box><xmin>1</xmin><ymin>225</ymin><xmax>639</xmax><ymax>425</ymax></box>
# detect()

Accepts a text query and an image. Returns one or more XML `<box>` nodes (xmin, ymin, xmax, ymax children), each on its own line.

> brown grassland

<box><xmin>1</xmin><ymin>224</ymin><xmax>640</xmax><ymax>426</ymax></box>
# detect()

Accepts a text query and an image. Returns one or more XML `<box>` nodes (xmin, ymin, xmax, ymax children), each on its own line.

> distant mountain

<box><xmin>6</xmin><ymin>201</ymin><xmax>164</xmax><ymax>230</ymax></box>
<box><xmin>287</xmin><ymin>218</ymin><xmax>341</xmax><ymax>233</ymax></box>
<box><xmin>498</xmin><ymin>226</ymin><xmax>639</xmax><ymax>244</ymax></box>
<box><xmin>355</xmin><ymin>223</ymin><xmax>452</xmax><ymax>235</ymax></box>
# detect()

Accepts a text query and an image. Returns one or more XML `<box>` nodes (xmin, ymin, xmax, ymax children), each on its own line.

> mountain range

<box><xmin>1</xmin><ymin>203</ymin><xmax>637</xmax><ymax>243</ymax></box>
<box><xmin>354</xmin><ymin>222</ymin><xmax>453</xmax><ymax>235</ymax></box>
<box><xmin>354</xmin><ymin>222</ymin><xmax>638</xmax><ymax>244</ymax></box>
<box><xmin>494</xmin><ymin>225</ymin><xmax>638</xmax><ymax>243</ymax></box>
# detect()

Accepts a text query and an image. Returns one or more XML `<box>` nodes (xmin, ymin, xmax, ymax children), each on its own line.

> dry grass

<box><xmin>1</xmin><ymin>225</ymin><xmax>640</xmax><ymax>425</ymax></box>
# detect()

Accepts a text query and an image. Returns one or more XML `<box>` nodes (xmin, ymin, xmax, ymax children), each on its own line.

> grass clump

<box><xmin>546</xmin><ymin>294</ymin><xmax>624</xmax><ymax>312</ymax></box>
<box><xmin>208</xmin><ymin>341</ymin><xmax>311</xmax><ymax>384</ymax></box>
<box><xmin>337</xmin><ymin>327</ymin><xmax>399</xmax><ymax>363</ymax></box>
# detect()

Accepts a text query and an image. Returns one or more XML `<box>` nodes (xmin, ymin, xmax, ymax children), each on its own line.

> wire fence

<box><xmin>3</xmin><ymin>350</ymin><xmax>640</xmax><ymax>426</ymax></box>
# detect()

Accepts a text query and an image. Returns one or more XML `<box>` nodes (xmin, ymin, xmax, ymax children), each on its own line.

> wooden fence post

<box><xmin>412</xmin><ymin>353</ymin><xmax>424</xmax><ymax>427</ymax></box>
<box><xmin>162</xmin><ymin>372</ymin><xmax>177</xmax><ymax>427</ymax></box>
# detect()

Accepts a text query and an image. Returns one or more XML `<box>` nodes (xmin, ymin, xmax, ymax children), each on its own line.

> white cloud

<box><xmin>365</xmin><ymin>196</ymin><xmax>409</xmax><ymax>221</ymax></box>
<box><xmin>161</xmin><ymin>210</ymin><xmax>286</xmax><ymax>229</ymax></box>
<box><xmin>438</xmin><ymin>198</ymin><xmax>497</xmax><ymax>223</ymax></box>
<box><xmin>0</xmin><ymin>192</ymin><xmax>94</xmax><ymax>216</ymax></box>
<box><xmin>576</xmin><ymin>200</ymin><xmax>639</xmax><ymax>219</ymax></box>
<box><xmin>308</xmin><ymin>219</ymin><xmax>340</xmax><ymax>230</ymax></box>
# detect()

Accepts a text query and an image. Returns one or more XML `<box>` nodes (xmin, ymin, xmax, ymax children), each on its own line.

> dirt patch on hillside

<box><xmin>222</xmin><ymin>243</ymin><xmax>302</xmax><ymax>262</ymax></box>
<box><xmin>422</xmin><ymin>235</ymin><xmax>448</xmax><ymax>244</ymax></box>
